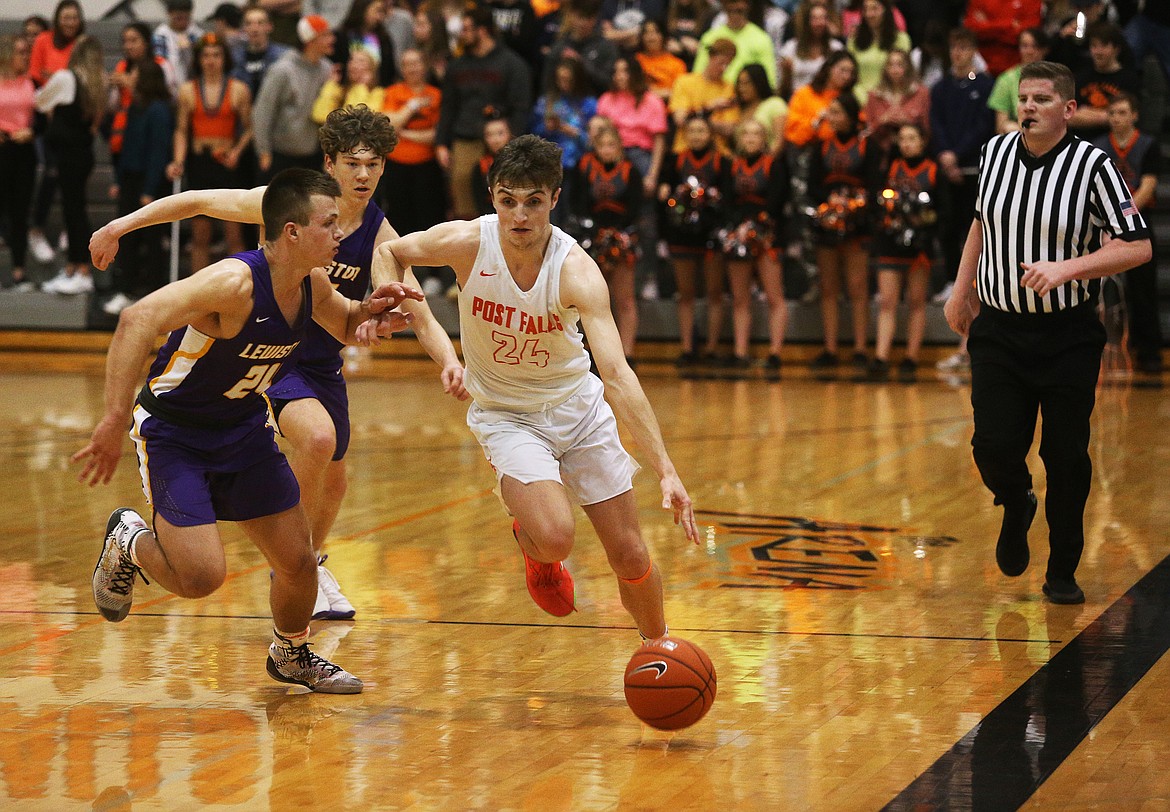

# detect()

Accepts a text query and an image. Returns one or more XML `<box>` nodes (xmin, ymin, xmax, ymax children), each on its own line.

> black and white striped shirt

<box><xmin>974</xmin><ymin>131</ymin><xmax>1148</xmax><ymax>314</ymax></box>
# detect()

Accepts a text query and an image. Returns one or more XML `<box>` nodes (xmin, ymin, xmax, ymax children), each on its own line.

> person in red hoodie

<box><xmin>963</xmin><ymin>0</ymin><xmax>1043</xmax><ymax>77</ymax></box>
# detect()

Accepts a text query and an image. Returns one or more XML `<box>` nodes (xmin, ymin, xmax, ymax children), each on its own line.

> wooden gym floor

<box><xmin>1</xmin><ymin>333</ymin><xmax>1168</xmax><ymax>811</ymax></box>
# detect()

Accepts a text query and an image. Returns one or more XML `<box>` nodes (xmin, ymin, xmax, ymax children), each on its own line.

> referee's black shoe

<box><xmin>1043</xmin><ymin>578</ymin><xmax>1085</xmax><ymax>605</ymax></box>
<box><xmin>996</xmin><ymin>491</ymin><xmax>1037</xmax><ymax>577</ymax></box>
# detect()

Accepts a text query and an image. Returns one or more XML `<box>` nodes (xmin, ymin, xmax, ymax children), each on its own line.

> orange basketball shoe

<box><xmin>513</xmin><ymin>520</ymin><xmax>576</xmax><ymax>617</ymax></box>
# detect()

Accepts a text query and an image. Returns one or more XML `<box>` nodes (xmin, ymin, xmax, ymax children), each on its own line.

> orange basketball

<box><xmin>624</xmin><ymin>636</ymin><xmax>716</xmax><ymax>730</ymax></box>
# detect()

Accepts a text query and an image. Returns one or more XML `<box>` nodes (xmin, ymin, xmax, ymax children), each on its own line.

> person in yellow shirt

<box><xmin>312</xmin><ymin>50</ymin><xmax>384</xmax><ymax>124</ymax></box>
<box><xmin>668</xmin><ymin>37</ymin><xmax>739</xmax><ymax>154</ymax></box>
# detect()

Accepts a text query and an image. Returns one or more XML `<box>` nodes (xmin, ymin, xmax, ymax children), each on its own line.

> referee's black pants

<box><xmin>968</xmin><ymin>304</ymin><xmax>1106</xmax><ymax>582</ymax></box>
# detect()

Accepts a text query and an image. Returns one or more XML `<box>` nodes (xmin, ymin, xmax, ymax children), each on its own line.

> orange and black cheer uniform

<box><xmin>471</xmin><ymin>152</ymin><xmax>495</xmax><ymax>216</ymax></box>
<box><xmin>721</xmin><ymin>151</ymin><xmax>788</xmax><ymax>258</ymax></box>
<box><xmin>185</xmin><ymin>78</ymin><xmax>241</xmax><ymax>190</ymax></box>
<box><xmin>572</xmin><ymin>151</ymin><xmax>643</xmax><ymax>231</ymax></box>
<box><xmin>571</xmin><ymin>151</ymin><xmax>644</xmax><ymax>269</ymax></box>
<box><xmin>808</xmin><ymin>130</ymin><xmax>882</xmax><ymax>246</ymax></box>
<box><xmin>873</xmin><ymin>154</ymin><xmax>938</xmax><ymax>273</ymax></box>
<box><xmin>660</xmin><ymin>146</ymin><xmax>729</xmax><ymax>252</ymax></box>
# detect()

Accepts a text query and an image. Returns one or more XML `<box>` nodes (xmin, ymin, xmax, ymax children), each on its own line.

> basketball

<box><xmin>623</xmin><ymin>636</ymin><xmax>716</xmax><ymax>730</ymax></box>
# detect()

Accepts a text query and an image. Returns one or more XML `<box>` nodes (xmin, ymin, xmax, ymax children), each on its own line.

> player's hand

<box><xmin>943</xmin><ymin>286</ymin><xmax>979</xmax><ymax>336</ymax></box>
<box><xmin>1019</xmin><ymin>260</ymin><xmax>1070</xmax><ymax>298</ymax></box>
<box><xmin>440</xmin><ymin>363</ymin><xmax>469</xmax><ymax>400</ymax></box>
<box><xmin>366</xmin><ymin>281</ymin><xmax>425</xmax><ymax>313</ymax></box>
<box><xmin>71</xmin><ymin>415</ymin><xmax>127</xmax><ymax>486</ymax></box>
<box><xmin>660</xmin><ymin>475</ymin><xmax>698</xmax><ymax>544</ymax></box>
<box><xmin>89</xmin><ymin>225</ymin><xmax>121</xmax><ymax>270</ymax></box>
<box><xmin>354</xmin><ymin>310</ymin><xmax>415</xmax><ymax>345</ymax></box>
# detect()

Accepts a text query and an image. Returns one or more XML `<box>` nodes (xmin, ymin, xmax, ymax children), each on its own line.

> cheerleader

<box><xmin>870</xmin><ymin>123</ymin><xmax>937</xmax><ymax>378</ymax></box>
<box><xmin>720</xmin><ymin>118</ymin><xmax>789</xmax><ymax>369</ymax></box>
<box><xmin>657</xmin><ymin>114</ymin><xmax>729</xmax><ymax>365</ymax></box>
<box><xmin>807</xmin><ymin>91</ymin><xmax>882</xmax><ymax>369</ymax></box>
<box><xmin>571</xmin><ymin>122</ymin><xmax>644</xmax><ymax>361</ymax></box>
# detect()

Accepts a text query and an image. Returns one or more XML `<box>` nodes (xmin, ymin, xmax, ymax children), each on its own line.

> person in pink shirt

<box><xmin>0</xmin><ymin>35</ymin><xmax>38</xmax><ymax>290</ymax></box>
<box><xmin>597</xmin><ymin>56</ymin><xmax>670</xmax><ymax>298</ymax></box>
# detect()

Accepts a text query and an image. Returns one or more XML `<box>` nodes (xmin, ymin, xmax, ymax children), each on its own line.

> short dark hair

<box><xmin>463</xmin><ymin>5</ymin><xmax>496</xmax><ymax>37</ymax></box>
<box><xmin>1087</xmin><ymin>21</ymin><xmax>1125</xmax><ymax>51</ymax></box>
<box><xmin>210</xmin><ymin>2</ymin><xmax>243</xmax><ymax>27</ymax></box>
<box><xmin>1108</xmin><ymin>91</ymin><xmax>1139</xmax><ymax>113</ymax></box>
<box><xmin>262</xmin><ymin>169</ymin><xmax>342</xmax><ymax>237</ymax></box>
<box><xmin>318</xmin><ymin>104</ymin><xmax>400</xmax><ymax>159</ymax></box>
<box><xmin>487</xmin><ymin>134</ymin><xmax>563</xmax><ymax>193</ymax></box>
<box><xmin>1021</xmin><ymin>26</ymin><xmax>1051</xmax><ymax>52</ymax></box>
<box><xmin>948</xmin><ymin>26</ymin><xmax>978</xmax><ymax>49</ymax></box>
<box><xmin>1020</xmin><ymin>60</ymin><xmax>1076</xmax><ymax>102</ymax></box>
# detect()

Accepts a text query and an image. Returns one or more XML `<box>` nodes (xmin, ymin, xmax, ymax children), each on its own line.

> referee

<box><xmin>944</xmin><ymin>61</ymin><xmax>1152</xmax><ymax>605</ymax></box>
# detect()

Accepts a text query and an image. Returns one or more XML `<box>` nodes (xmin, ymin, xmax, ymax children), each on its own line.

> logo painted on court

<box><xmin>695</xmin><ymin>509</ymin><xmax>958</xmax><ymax>591</ymax></box>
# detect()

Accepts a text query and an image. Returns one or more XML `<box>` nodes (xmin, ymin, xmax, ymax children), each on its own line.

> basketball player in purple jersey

<box><xmin>75</xmin><ymin>169</ymin><xmax>423</xmax><ymax>693</ymax></box>
<box><xmin>90</xmin><ymin>105</ymin><xmax>467</xmax><ymax>620</ymax></box>
<box><xmin>368</xmin><ymin>135</ymin><xmax>698</xmax><ymax>640</ymax></box>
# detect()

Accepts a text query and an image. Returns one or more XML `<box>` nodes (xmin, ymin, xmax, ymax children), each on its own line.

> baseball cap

<box><xmin>165</xmin><ymin>0</ymin><xmax>193</xmax><ymax>11</ymax></box>
<box><xmin>297</xmin><ymin>14</ymin><xmax>330</xmax><ymax>44</ymax></box>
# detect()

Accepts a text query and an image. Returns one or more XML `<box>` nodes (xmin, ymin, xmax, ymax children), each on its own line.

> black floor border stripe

<box><xmin>884</xmin><ymin>553</ymin><xmax>1170</xmax><ymax>811</ymax></box>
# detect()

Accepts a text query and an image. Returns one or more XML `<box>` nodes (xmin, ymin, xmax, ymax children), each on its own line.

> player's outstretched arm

<box><xmin>311</xmin><ymin>268</ymin><xmax>423</xmax><ymax>345</ymax></box>
<box><xmin>72</xmin><ymin>261</ymin><xmax>255</xmax><ymax>486</ymax></box>
<box><xmin>566</xmin><ymin>250</ymin><xmax>699</xmax><ymax>542</ymax></box>
<box><xmin>90</xmin><ymin>187</ymin><xmax>266</xmax><ymax>270</ymax></box>
<box><xmin>371</xmin><ymin>220</ymin><xmax>481</xmax><ymax>287</ymax></box>
<box><xmin>370</xmin><ymin>220</ymin><xmax>467</xmax><ymax>399</ymax></box>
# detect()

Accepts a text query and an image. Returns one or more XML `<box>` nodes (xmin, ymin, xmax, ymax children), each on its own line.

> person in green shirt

<box><xmin>846</xmin><ymin>0</ymin><xmax>911</xmax><ymax>104</ymax></box>
<box><xmin>987</xmin><ymin>27</ymin><xmax>1051</xmax><ymax>134</ymax></box>
<box><xmin>693</xmin><ymin>0</ymin><xmax>777</xmax><ymax>88</ymax></box>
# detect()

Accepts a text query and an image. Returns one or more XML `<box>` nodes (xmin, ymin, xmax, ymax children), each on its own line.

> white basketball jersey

<box><xmin>459</xmin><ymin>215</ymin><xmax>591</xmax><ymax>412</ymax></box>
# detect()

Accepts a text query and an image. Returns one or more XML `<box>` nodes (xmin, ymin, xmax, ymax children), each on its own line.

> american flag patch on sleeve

<box><xmin>1121</xmin><ymin>199</ymin><xmax>1139</xmax><ymax>217</ymax></box>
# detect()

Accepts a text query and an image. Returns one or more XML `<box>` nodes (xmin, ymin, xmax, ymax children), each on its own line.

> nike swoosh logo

<box><xmin>256</xmin><ymin>316</ymin><xmax>270</xmax><ymax>323</ymax></box>
<box><xmin>479</xmin><ymin>270</ymin><xmax>497</xmax><ymax>277</ymax></box>
<box><xmin>631</xmin><ymin>661</ymin><xmax>668</xmax><ymax>679</ymax></box>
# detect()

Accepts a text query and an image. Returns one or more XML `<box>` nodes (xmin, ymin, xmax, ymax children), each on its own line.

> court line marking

<box><xmin>0</xmin><ymin>611</ymin><xmax>1061</xmax><ymax>645</ymax></box>
<box><xmin>0</xmin><ymin>417</ymin><xmax>974</xmax><ymax>455</ymax></box>
<box><xmin>0</xmin><ymin>489</ymin><xmax>495</xmax><ymax>658</ymax></box>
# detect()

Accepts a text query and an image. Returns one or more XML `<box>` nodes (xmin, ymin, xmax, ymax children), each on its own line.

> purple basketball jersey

<box><xmin>297</xmin><ymin>200</ymin><xmax>385</xmax><ymax>372</ymax></box>
<box><xmin>142</xmin><ymin>249</ymin><xmax>312</xmax><ymax>428</ymax></box>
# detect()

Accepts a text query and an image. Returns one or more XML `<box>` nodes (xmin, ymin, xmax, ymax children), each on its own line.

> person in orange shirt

<box><xmin>27</xmin><ymin>0</ymin><xmax>86</xmax><ymax>267</ymax></box>
<box><xmin>782</xmin><ymin>50</ymin><xmax>856</xmax><ymax>149</ymax></box>
<box><xmin>783</xmin><ymin>51</ymin><xmax>857</xmax><ymax>301</ymax></box>
<box><xmin>29</xmin><ymin>0</ymin><xmax>83</xmax><ymax>86</ymax></box>
<box><xmin>167</xmin><ymin>34</ymin><xmax>253</xmax><ymax>272</ymax></box>
<box><xmin>382</xmin><ymin>47</ymin><xmax>448</xmax><ymax>294</ymax></box>
<box><xmin>635</xmin><ymin>19</ymin><xmax>686</xmax><ymax>102</ymax></box>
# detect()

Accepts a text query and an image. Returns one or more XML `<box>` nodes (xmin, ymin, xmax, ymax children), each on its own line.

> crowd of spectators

<box><xmin>0</xmin><ymin>0</ymin><xmax>1165</xmax><ymax>370</ymax></box>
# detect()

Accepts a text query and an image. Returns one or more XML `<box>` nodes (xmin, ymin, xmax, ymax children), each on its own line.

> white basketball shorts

<box><xmin>466</xmin><ymin>374</ymin><xmax>640</xmax><ymax>506</ymax></box>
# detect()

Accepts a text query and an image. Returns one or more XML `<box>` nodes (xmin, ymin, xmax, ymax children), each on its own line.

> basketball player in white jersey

<box><xmin>367</xmin><ymin>134</ymin><xmax>698</xmax><ymax>639</ymax></box>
